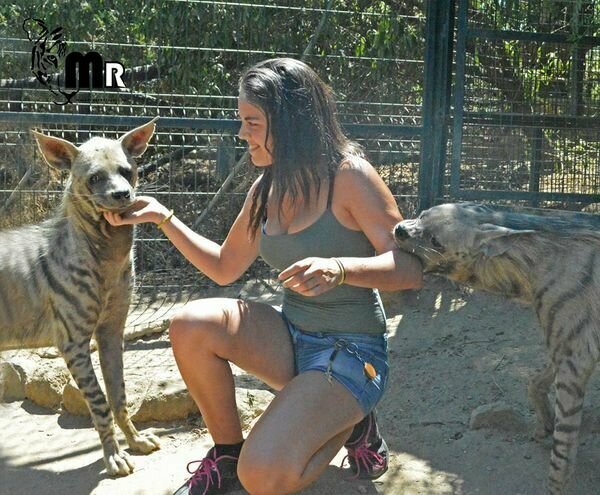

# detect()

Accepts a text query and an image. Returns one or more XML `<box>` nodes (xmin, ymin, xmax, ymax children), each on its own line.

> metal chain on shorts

<box><xmin>325</xmin><ymin>339</ymin><xmax>378</xmax><ymax>384</ymax></box>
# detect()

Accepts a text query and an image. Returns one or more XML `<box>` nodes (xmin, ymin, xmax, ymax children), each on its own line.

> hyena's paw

<box><xmin>128</xmin><ymin>431</ymin><xmax>161</xmax><ymax>454</ymax></box>
<box><xmin>105</xmin><ymin>449</ymin><xmax>135</xmax><ymax>476</ymax></box>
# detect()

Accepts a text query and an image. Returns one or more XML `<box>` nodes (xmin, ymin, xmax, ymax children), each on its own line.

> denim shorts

<box><xmin>278</xmin><ymin>310</ymin><xmax>389</xmax><ymax>416</ymax></box>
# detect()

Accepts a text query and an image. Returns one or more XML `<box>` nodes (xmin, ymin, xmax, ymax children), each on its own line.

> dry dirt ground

<box><xmin>1</xmin><ymin>277</ymin><xmax>600</xmax><ymax>495</ymax></box>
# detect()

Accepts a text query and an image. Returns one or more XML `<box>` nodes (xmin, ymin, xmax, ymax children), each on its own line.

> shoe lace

<box><xmin>342</xmin><ymin>443</ymin><xmax>386</xmax><ymax>479</ymax></box>
<box><xmin>186</xmin><ymin>454</ymin><xmax>237</xmax><ymax>495</ymax></box>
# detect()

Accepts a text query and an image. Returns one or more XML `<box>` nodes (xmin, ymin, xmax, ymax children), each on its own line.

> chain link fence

<box><xmin>446</xmin><ymin>0</ymin><xmax>600</xmax><ymax>208</ymax></box>
<box><xmin>0</xmin><ymin>1</ymin><xmax>425</xmax><ymax>317</ymax></box>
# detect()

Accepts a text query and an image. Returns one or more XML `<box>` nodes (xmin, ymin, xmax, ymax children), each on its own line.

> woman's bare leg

<box><xmin>170</xmin><ymin>297</ymin><xmax>365</xmax><ymax>494</ymax></box>
<box><xmin>169</xmin><ymin>298</ymin><xmax>296</xmax><ymax>444</ymax></box>
<box><xmin>238</xmin><ymin>370</ymin><xmax>364</xmax><ymax>495</ymax></box>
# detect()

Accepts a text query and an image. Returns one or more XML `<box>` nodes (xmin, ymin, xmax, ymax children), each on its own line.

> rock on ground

<box><xmin>469</xmin><ymin>401</ymin><xmax>527</xmax><ymax>432</ymax></box>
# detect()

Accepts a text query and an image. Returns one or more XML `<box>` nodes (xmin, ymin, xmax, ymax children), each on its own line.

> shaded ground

<box><xmin>1</xmin><ymin>278</ymin><xmax>600</xmax><ymax>494</ymax></box>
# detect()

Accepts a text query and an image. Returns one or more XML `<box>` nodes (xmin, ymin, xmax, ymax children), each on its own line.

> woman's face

<box><xmin>237</xmin><ymin>98</ymin><xmax>273</xmax><ymax>167</ymax></box>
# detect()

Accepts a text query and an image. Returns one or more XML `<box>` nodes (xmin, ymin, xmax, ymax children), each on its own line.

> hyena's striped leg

<box><xmin>547</xmin><ymin>359</ymin><xmax>594</xmax><ymax>495</ymax></box>
<box><xmin>61</xmin><ymin>340</ymin><xmax>134</xmax><ymax>476</ymax></box>
<box><xmin>527</xmin><ymin>362</ymin><xmax>556</xmax><ymax>440</ymax></box>
<box><xmin>95</xmin><ymin>303</ymin><xmax>160</xmax><ymax>454</ymax></box>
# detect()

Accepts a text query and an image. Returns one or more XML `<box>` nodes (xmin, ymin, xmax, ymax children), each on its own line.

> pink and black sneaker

<box><xmin>342</xmin><ymin>410</ymin><xmax>389</xmax><ymax>479</ymax></box>
<box><xmin>173</xmin><ymin>446</ymin><xmax>243</xmax><ymax>495</ymax></box>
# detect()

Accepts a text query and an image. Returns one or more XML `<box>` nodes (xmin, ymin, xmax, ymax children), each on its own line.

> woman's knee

<box><xmin>237</xmin><ymin>454</ymin><xmax>301</xmax><ymax>495</ymax></box>
<box><xmin>168</xmin><ymin>298</ymin><xmax>230</xmax><ymax>351</ymax></box>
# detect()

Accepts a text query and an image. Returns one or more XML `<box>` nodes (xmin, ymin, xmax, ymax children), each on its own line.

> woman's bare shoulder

<box><xmin>338</xmin><ymin>154</ymin><xmax>372</xmax><ymax>173</ymax></box>
<box><xmin>336</xmin><ymin>155</ymin><xmax>384</xmax><ymax>188</ymax></box>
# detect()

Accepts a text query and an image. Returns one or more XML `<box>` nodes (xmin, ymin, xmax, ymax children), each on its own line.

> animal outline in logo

<box><xmin>23</xmin><ymin>17</ymin><xmax>127</xmax><ymax>104</ymax></box>
<box><xmin>22</xmin><ymin>17</ymin><xmax>78</xmax><ymax>105</ymax></box>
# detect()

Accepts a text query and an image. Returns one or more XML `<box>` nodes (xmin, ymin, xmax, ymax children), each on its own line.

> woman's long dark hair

<box><xmin>239</xmin><ymin>58</ymin><xmax>362</xmax><ymax>238</ymax></box>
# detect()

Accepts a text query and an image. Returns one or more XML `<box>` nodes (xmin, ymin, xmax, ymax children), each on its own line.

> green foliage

<box><xmin>1</xmin><ymin>0</ymin><xmax>426</xmax><ymax>121</ymax></box>
<box><xmin>468</xmin><ymin>0</ymin><xmax>600</xmax><ymax>117</ymax></box>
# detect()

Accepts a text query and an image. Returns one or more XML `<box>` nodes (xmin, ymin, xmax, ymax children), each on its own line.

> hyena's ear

<box><xmin>474</xmin><ymin>223</ymin><xmax>536</xmax><ymax>257</ymax></box>
<box><xmin>120</xmin><ymin>117</ymin><xmax>158</xmax><ymax>157</ymax></box>
<box><xmin>31</xmin><ymin>130</ymin><xmax>79</xmax><ymax>171</ymax></box>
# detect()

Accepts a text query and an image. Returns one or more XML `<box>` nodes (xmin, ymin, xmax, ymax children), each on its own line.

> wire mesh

<box><xmin>447</xmin><ymin>0</ymin><xmax>600</xmax><ymax>208</ymax></box>
<box><xmin>468</xmin><ymin>0</ymin><xmax>600</xmax><ymax>34</ymax></box>
<box><xmin>0</xmin><ymin>1</ymin><xmax>425</xmax><ymax>324</ymax></box>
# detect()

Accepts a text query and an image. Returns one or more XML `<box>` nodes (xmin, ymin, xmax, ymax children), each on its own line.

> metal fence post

<box><xmin>418</xmin><ymin>0</ymin><xmax>455</xmax><ymax>212</ymax></box>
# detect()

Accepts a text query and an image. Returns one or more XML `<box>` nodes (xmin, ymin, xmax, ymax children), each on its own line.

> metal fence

<box><xmin>421</xmin><ymin>0</ymin><xmax>600</xmax><ymax>209</ymax></box>
<box><xmin>0</xmin><ymin>1</ymin><xmax>424</xmax><ymax>313</ymax></box>
<box><xmin>1</xmin><ymin>1</ymin><xmax>599</xmax><ymax>314</ymax></box>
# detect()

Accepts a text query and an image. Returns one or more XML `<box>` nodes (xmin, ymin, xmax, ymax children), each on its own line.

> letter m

<box><xmin>64</xmin><ymin>51</ymin><xmax>104</xmax><ymax>89</ymax></box>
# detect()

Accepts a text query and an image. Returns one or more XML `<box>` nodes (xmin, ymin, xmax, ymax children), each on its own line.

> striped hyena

<box><xmin>0</xmin><ymin>119</ymin><xmax>160</xmax><ymax>476</ymax></box>
<box><xmin>393</xmin><ymin>202</ymin><xmax>600</xmax><ymax>495</ymax></box>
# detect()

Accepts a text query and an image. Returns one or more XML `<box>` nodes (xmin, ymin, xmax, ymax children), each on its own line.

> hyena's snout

<box><xmin>107</xmin><ymin>187</ymin><xmax>135</xmax><ymax>210</ymax></box>
<box><xmin>393</xmin><ymin>222</ymin><xmax>410</xmax><ymax>241</ymax></box>
<box><xmin>111</xmin><ymin>188</ymin><xmax>132</xmax><ymax>201</ymax></box>
<box><xmin>97</xmin><ymin>179</ymin><xmax>136</xmax><ymax>211</ymax></box>
<box><xmin>394</xmin><ymin>219</ymin><xmax>423</xmax><ymax>244</ymax></box>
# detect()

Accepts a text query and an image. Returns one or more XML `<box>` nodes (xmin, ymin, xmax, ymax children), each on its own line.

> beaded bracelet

<box><xmin>156</xmin><ymin>209</ymin><xmax>174</xmax><ymax>229</ymax></box>
<box><xmin>333</xmin><ymin>257</ymin><xmax>346</xmax><ymax>285</ymax></box>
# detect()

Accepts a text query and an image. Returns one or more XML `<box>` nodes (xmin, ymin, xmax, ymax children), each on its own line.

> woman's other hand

<box><xmin>279</xmin><ymin>257</ymin><xmax>343</xmax><ymax>297</ymax></box>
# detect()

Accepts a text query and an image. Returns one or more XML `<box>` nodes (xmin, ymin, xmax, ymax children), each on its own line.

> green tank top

<box><xmin>259</xmin><ymin>182</ymin><xmax>387</xmax><ymax>335</ymax></box>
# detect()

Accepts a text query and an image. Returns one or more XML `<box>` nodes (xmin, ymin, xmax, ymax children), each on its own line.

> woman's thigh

<box><xmin>169</xmin><ymin>297</ymin><xmax>295</xmax><ymax>390</ymax></box>
<box><xmin>238</xmin><ymin>370</ymin><xmax>365</xmax><ymax>489</ymax></box>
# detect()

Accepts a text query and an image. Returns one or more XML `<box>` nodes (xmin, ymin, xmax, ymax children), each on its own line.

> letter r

<box><xmin>105</xmin><ymin>62</ymin><xmax>125</xmax><ymax>88</ymax></box>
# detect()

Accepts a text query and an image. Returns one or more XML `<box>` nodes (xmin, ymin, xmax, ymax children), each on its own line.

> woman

<box><xmin>105</xmin><ymin>58</ymin><xmax>422</xmax><ymax>495</ymax></box>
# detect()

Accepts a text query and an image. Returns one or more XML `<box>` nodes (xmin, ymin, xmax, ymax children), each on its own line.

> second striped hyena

<box><xmin>393</xmin><ymin>202</ymin><xmax>600</xmax><ymax>495</ymax></box>
<box><xmin>0</xmin><ymin>119</ymin><xmax>160</xmax><ymax>475</ymax></box>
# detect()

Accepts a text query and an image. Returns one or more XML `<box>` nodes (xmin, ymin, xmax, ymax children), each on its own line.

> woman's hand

<box><xmin>279</xmin><ymin>257</ymin><xmax>343</xmax><ymax>297</ymax></box>
<box><xmin>103</xmin><ymin>195</ymin><xmax>171</xmax><ymax>227</ymax></box>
